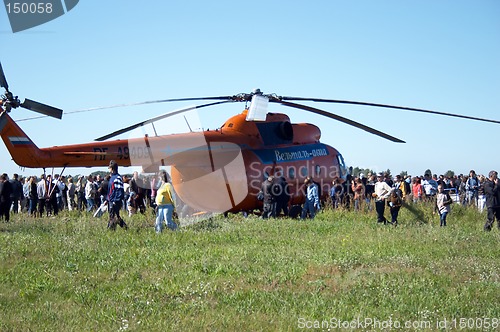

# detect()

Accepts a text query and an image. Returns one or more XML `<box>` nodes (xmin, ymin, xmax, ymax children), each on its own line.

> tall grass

<box><xmin>1</xmin><ymin>202</ymin><xmax>499</xmax><ymax>331</ymax></box>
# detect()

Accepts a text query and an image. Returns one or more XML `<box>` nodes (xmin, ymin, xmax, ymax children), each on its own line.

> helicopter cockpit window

<box><xmin>337</xmin><ymin>153</ymin><xmax>347</xmax><ymax>179</ymax></box>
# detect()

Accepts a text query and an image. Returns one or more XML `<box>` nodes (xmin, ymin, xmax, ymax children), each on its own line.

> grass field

<box><xmin>1</xmin><ymin>203</ymin><xmax>500</xmax><ymax>331</ymax></box>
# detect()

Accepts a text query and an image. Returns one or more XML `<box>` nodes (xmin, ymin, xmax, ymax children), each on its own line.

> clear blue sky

<box><xmin>1</xmin><ymin>0</ymin><xmax>499</xmax><ymax>178</ymax></box>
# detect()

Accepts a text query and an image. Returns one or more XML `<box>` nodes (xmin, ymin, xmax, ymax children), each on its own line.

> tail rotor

<box><xmin>0</xmin><ymin>62</ymin><xmax>63</xmax><ymax>119</ymax></box>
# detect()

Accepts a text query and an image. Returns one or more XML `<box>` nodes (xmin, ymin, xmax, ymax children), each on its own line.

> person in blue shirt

<box><xmin>301</xmin><ymin>177</ymin><xmax>320</xmax><ymax>219</ymax></box>
<box><xmin>107</xmin><ymin>160</ymin><xmax>128</xmax><ymax>230</ymax></box>
<box><xmin>465</xmin><ymin>170</ymin><xmax>480</xmax><ymax>206</ymax></box>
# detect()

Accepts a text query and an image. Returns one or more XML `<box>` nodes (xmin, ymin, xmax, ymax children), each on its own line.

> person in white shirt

<box><xmin>422</xmin><ymin>173</ymin><xmax>438</xmax><ymax>198</ymax></box>
<box><xmin>373</xmin><ymin>172</ymin><xmax>392</xmax><ymax>224</ymax></box>
<box><xmin>85</xmin><ymin>175</ymin><xmax>96</xmax><ymax>212</ymax></box>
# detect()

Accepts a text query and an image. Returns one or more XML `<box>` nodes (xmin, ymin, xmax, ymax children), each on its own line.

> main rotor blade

<box><xmin>95</xmin><ymin>100</ymin><xmax>233</xmax><ymax>141</ymax></box>
<box><xmin>15</xmin><ymin>96</ymin><xmax>236</xmax><ymax>122</ymax></box>
<box><xmin>148</xmin><ymin>96</ymin><xmax>235</xmax><ymax>103</ymax></box>
<box><xmin>21</xmin><ymin>98</ymin><xmax>63</xmax><ymax>119</ymax></box>
<box><xmin>279</xmin><ymin>96</ymin><xmax>500</xmax><ymax>125</ymax></box>
<box><xmin>275</xmin><ymin>99</ymin><xmax>405</xmax><ymax>143</ymax></box>
<box><xmin>0</xmin><ymin>62</ymin><xmax>9</xmax><ymax>91</ymax></box>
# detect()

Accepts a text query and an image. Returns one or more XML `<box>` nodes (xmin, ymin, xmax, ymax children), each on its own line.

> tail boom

<box><xmin>0</xmin><ymin>111</ymin><xmax>51</xmax><ymax>168</ymax></box>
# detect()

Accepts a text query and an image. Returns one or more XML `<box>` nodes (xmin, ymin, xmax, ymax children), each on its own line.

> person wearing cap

<box><xmin>107</xmin><ymin>160</ymin><xmax>127</xmax><ymax>230</ymax></box>
<box><xmin>483</xmin><ymin>170</ymin><xmax>500</xmax><ymax>232</ymax></box>
<box><xmin>373</xmin><ymin>172</ymin><xmax>392</xmax><ymax>224</ymax></box>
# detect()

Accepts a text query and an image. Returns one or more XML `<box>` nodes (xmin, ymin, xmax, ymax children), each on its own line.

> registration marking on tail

<box><xmin>8</xmin><ymin>136</ymin><xmax>32</xmax><ymax>145</ymax></box>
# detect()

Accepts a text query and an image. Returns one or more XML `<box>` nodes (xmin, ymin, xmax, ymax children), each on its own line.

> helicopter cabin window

<box><xmin>315</xmin><ymin>165</ymin><xmax>321</xmax><ymax>177</ymax></box>
<box><xmin>300</xmin><ymin>166</ymin><xmax>308</xmax><ymax>177</ymax></box>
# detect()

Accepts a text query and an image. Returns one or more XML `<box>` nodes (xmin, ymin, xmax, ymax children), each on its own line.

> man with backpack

<box><xmin>107</xmin><ymin>160</ymin><xmax>127</xmax><ymax>230</ymax></box>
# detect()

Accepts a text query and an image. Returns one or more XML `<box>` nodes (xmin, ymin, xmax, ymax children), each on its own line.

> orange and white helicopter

<box><xmin>1</xmin><ymin>62</ymin><xmax>499</xmax><ymax>216</ymax></box>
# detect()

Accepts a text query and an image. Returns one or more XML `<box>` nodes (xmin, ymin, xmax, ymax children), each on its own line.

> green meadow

<box><xmin>1</xmin><ymin>203</ymin><xmax>499</xmax><ymax>331</ymax></box>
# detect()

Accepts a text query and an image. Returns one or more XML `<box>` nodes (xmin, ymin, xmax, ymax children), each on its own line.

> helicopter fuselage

<box><xmin>1</xmin><ymin>109</ymin><xmax>347</xmax><ymax>214</ymax></box>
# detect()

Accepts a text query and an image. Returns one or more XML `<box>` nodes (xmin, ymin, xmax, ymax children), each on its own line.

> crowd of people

<box><xmin>1</xmin><ymin>166</ymin><xmax>500</xmax><ymax>232</ymax></box>
<box><xmin>0</xmin><ymin>161</ymin><xmax>176</xmax><ymax>232</ymax></box>
<box><xmin>330</xmin><ymin>170</ymin><xmax>484</xmax><ymax>210</ymax></box>
<box><xmin>257</xmin><ymin>169</ymin><xmax>500</xmax><ymax>231</ymax></box>
<box><xmin>328</xmin><ymin>169</ymin><xmax>500</xmax><ymax>230</ymax></box>
<box><xmin>0</xmin><ymin>171</ymin><xmax>152</xmax><ymax>218</ymax></box>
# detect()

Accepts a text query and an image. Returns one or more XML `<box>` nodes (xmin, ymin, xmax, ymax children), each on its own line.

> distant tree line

<box><xmin>351</xmin><ymin>166</ymin><xmax>456</xmax><ymax>178</ymax></box>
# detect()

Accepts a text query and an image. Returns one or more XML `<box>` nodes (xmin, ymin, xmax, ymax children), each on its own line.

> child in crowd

<box><xmin>436</xmin><ymin>184</ymin><xmax>453</xmax><ymax>226</ymax></box>
<box><xmin>388</xmin><ymin>189</ymin><xmax>402</xmax><ymax>226</ymax></box>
